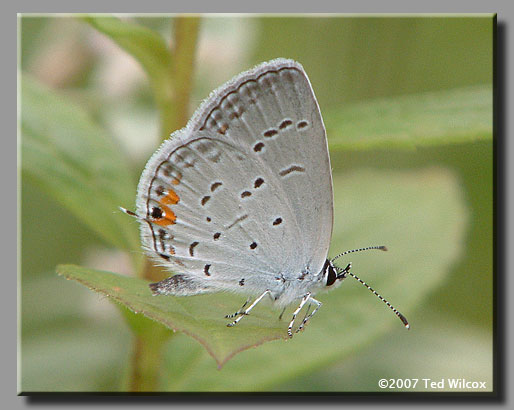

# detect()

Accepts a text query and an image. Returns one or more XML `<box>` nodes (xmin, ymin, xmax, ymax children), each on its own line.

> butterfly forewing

<box><xmin>192</xmin><ymin>59</ymin><xmax>334</xmax><ymax>275</ymax></box>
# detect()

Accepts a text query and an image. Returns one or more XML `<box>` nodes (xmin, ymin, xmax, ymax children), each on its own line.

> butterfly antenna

<box><xmin>337</xmin><ymin>266</ymin><xmax>410</xmax><ymax>330</ymax></box>
<box><xmin>331</xmin><ymin>245</ymin><xmax>387</xmax><ymax>263</ymax></box>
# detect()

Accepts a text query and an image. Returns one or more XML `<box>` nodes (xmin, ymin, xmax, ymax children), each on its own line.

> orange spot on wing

<box><xmin>160</xmin><ymin>189</ymin><xmax>180</xmax><ymax>205</ymax></box>
<box><xmin>154</xmin><ymin>205</ymin><xmax>176</xmax><ymax>226</ymax></box>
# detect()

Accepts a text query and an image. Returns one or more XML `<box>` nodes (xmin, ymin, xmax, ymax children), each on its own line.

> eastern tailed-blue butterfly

<box><xmin>122</xmin><ymin>59</ymin><xmax>409</xmax><ymax>337</ymax></box>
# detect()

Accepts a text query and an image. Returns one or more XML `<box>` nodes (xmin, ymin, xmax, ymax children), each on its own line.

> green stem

<box><xmin>128</xmin><ymin>325</ymin><xmax>172</xmax><ymax>392</ymax></box>
<box><xmin>129</xmin><ymin>336</ymin><xmax>162</xmax><ymax>391</ymax></box>
<box><xmin>157</xmin><ymin>16</ymin><xmax>201</xmax><ymax>142</ymax></box>
<box><xmin>140</xmin><ymin>17</ymin><xmax>201</xmax><ymax>284</ymax></box>
<box><xmin>171</xmin><ymin>16</ymin><xmax>201</xmax><ymax>132</ymax></box>
<box><xmin>129</xmin><ymin>16</ymin><xmax>202</xmax><ymax>392</ymax></box>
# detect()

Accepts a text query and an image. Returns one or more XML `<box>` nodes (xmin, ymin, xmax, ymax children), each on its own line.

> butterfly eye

<box><xmin>325</xmin><ymin>261</ymin><xmax>337</xmax><ymax>286</ymax></box>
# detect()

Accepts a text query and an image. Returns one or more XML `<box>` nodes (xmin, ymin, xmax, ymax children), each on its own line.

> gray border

<box><xmin>11</xmin><ymin>2</ymin><xmax>512</xmax><ymax>409</ymax></box>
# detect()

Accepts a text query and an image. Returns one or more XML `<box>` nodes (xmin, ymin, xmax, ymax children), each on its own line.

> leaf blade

<box><xmin>56</xmin><ymin>264</ymin><xmax>289</xmax><ymax>368</ymax></box>
<box><xmin>21</xmin><ymin>75</ymin><xmax>139</xmax><ymax>251</ymax></box>
<box><xmin>81</xmin><ymin>15</ymin><xmax>172</xmax><ymax>91</ymax></box>
<box><xmin>325</xmin><ymin>85</ymin><xmax>492</xmax><ymax>150</ymax></box>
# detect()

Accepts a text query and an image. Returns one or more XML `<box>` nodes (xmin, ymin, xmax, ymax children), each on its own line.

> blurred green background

<box><xmin>20</xmin><ymin>15</ymin><xmax>493</xmax><ymax>392</ymax></box>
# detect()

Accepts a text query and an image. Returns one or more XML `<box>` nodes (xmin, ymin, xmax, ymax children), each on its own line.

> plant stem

<box><xmin>129</xmin><ymin>16</ymin><xmax>202</xmax><ymax>392</ymax></box>
<box><xmin>128</xmin><ymin>324</ymin><xmax>172</xmax><ymax>392</ymax></box>
<box><xmin>129</xmin><ymin>336</ymin><xmax>162</xmax><ymax>391</ymax></box>
<box><xmin>171</xmin><ymin>16</ymin><xmax>201</xmax><ymax>132</ymax></box>
<box><xmin>157</xmin><ymin>16</ymin><xmax>201</xmax><ymax>142</ymax></box>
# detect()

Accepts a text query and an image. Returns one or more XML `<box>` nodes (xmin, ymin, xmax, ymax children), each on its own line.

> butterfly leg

<box><xmin>227</xmin><ymin>290</ymin><xmax>271</xmax><ymax>327</ymax></box>
<box><xmin>296</xmin><ymin>297</ymin><xmax>322</xmax><ymax>333</ymax></box>
<box><xmin>287</xmin><ymin>293</ymin><xmax>312</xmax><ymax>338</ymax></box>
<box><xmin>278</xmin><ymin>306</ymin><xmax>287</xmax><ymax>321</ymax></box>
<box><xmin>296</xmin><ymin>303</ymin><xmax>312</xmax><ymax>331</ymax></box>
<box><xmin>224</xmin><ymin>299</ymin><xmax>250</xmax><ymax>319</ymax></box>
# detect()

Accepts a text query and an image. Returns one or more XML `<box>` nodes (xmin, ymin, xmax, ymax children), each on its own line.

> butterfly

<box><xmin>122</xmin><ymin>59</ymin><xmax>409</xmax><ymax>337</ymax></box>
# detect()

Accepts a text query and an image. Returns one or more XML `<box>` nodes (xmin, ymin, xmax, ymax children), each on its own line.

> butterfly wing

<box><xmin>136</xmin><ymin>59</ymin><xmax>333</xmax><ymax>294</ymax></box>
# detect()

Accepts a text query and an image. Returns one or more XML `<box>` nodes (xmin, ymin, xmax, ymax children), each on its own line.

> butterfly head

<box><xmin>323</xmin><ymin>246</ymin><xmax>410</xmax><ymax>329</ymax></box>
<box><xmin>323</xmin><ymin>259</ymin><xmax>349</xmax><ymax>288</ymax></box>
<box><xmin>325</xmin><ymin>245</ymin><xmax>388</xmax><ymax>288</ymax></box>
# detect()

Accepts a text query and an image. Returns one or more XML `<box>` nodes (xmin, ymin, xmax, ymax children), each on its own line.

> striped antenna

<box><xmin>337</xmin><ymin>265</ymin><xmax>410</xmax><ymax>330</ymax></box>
<box><xmin>331</xmin><ymin>245</ymin><xmax>387</xmax><ymax>262</ymax></box>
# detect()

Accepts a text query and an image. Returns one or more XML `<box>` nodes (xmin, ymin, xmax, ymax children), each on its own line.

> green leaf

<box><xmin>57</xmin><ymin>167</ymin><xmax>467</xmax><ymax>373</ymax></box>
<box><xmin>81</xmin><ymin>15</ymin><xmax>172</xmax><ymax>94</ymax></box>
<box><xmin>57</xmin><ymin>264</ymin><xmax>289</xmax><ymax>368</ymax></box>
<box><xmin>325</xmin><ymin>85</ymin><xmax>492</xmax><ymax>150</ymax></box>
<box><xmin>21</xmin><ymin>75</ymin><xmax>139</xmax><ymax>251</ymax></box>
<box><xmin>277</xmin><ymin>312</ymin><xmax>493</xmax><ymax>392</ymax></box>
<box><xmin>81</xmin><ymin>15</ymin><xmax>174</xmax><ymax>140</ymax></box>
